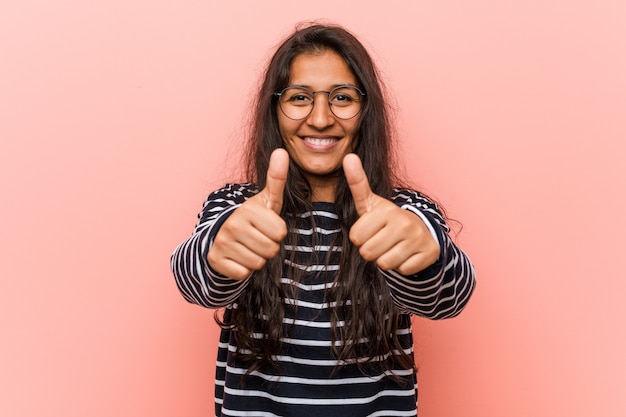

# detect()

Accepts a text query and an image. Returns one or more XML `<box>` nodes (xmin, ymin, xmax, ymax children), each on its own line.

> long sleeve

<box><xmin>381</xmin><ymin>189</ymin><xmax>476</xmax><ymax>319</ymax></box>
<box><xmin>170</xmin><ymin>183</ymin><xmax>258</xmax><ymax>308</ymax></box>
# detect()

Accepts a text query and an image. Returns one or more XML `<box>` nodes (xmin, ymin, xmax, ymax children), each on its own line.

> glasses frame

<box><xmin>274</xmin><ymin>84</ymin><xmax>366</xmax><ymax>120</ymax></box>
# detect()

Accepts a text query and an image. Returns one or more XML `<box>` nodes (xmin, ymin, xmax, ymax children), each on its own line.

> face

<box><xmin>277</xmin><ymin>50</ymin><xmax>360</xmax><ymax>200</ymax></box>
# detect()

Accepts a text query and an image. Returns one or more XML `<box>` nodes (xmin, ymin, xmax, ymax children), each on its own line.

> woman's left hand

<box><xmin>343</xmin><ymin>154</ymin><xmax>440</xmax><ymax>276</ymax></box>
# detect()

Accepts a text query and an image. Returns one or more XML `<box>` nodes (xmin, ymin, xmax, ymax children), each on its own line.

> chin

<box><xmin>306</xmin><ymin>167</ymin><xmax>342</xmax><ymax>179</ymax></box>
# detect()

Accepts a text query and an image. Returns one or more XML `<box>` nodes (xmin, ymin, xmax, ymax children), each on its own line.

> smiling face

<box><xmin>277</xmin><ymin>50</ymin><xmax>360</xmax><ymax>201</ymax></box>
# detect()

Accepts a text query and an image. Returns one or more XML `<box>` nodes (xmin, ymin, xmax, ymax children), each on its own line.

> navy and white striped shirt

<box><xmin>171</xmin><ymin>183</ymin><xmax>475</xmax><ymax>416</ymax></box>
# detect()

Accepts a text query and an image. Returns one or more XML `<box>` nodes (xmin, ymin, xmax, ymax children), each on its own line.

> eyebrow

<box><xmin>286</xmin><ymin>83</ymin><xmax>359</xmax><ymax>90</ymax></box>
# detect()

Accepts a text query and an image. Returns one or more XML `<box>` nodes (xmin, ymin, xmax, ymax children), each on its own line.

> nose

<box><xmin>306</xmin><ymin>95</ymin><xmax>335</xmax><ymax>129</ymax></box>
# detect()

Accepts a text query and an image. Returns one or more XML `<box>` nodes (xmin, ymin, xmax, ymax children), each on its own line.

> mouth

<box><xmin>302</xmin><ymin>136</ymin><xmax>340</xmax><ymax>149</ymax></box>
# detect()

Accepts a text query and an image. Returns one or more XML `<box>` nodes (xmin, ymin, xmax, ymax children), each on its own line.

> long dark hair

<box><xmin>219</xmin><ymin>23</ymin><xmax>415</xmax><ymax>377</ymax></box>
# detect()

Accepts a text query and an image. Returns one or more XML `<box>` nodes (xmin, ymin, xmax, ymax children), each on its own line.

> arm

<box><xmin>381</xmin><ymin>189</ymin><xmax>476</xmax><ymax>319</ymax></box>
<box><xmin>342</xmin><ymin>154</ymin><xmax>475</xmax><ymax>319</ymax></box>
<box><xmin>170</xmin><ymin>184</ymin><xmax>256</xmax><ymax>308</ymax></box>
<box><xmin>171</xmin><ymin>150</ymin><xmax>289</xmax><ymax>308</ymax></box>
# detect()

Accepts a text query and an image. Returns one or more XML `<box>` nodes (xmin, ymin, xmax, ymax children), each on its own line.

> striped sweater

<box><xmin>171</xmin><ymin>183</ymin><xmax>476</xmax><ymax>416</ymax></box>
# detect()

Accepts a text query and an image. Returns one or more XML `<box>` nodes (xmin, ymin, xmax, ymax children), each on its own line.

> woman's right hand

<box><xmin>207</xmin><ymin>149</ymin><xmax>289</xmax><ymax>280</ymax></box>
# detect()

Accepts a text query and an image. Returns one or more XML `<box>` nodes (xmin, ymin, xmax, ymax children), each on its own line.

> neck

<box><xmin>311</xmin><ymin>188</ymin><xmax>335</xmax><ymax>203</ymax></box>
<box><xmin>307</xmin><ymin>176</ymin><xmax>338</xmax><ymax>203</ymax></box>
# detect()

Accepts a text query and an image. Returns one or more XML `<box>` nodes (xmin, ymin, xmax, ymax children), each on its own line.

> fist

<box><xmin>343</xmin><ymin>153</ymin><xmax>440</xmax><ymax>276</ymax></box>
<box><xmin>207</xmin><ymin>149</ymin><xmax>289</xmax><ymax>280</ymax></box>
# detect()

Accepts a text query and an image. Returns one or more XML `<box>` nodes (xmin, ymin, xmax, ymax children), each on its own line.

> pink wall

<box><xmin>1</xmin><ymin>1</ymin><xmax>625</xmax><ymax>416</ymax></box>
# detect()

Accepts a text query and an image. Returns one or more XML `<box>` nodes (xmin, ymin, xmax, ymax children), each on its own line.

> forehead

<box><xmin>289</xmin><ymin>50</ymin><xmax>357</xmax><ymax>88</ymax></box>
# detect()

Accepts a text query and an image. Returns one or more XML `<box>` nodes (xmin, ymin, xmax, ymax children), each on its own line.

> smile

<box><xmin>303</xmin><ymin>137</ymin><xmax>339</xmax><ymax>146</ymax></box>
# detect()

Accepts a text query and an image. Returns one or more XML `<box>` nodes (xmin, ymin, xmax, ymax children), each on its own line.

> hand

<box><xmin>207</xmin><ymin>149</ymin><xmax>289</xmax><ymax>280</ymax></box>
<box><xmin>343</xmin><ymin>153</ymin><xmax>440</xmax><ymax>276</ymax></box>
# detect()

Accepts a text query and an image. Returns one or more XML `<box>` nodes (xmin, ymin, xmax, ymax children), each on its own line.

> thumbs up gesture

<box><xmin>343</xmin><ymin>154</ymin><xmax>440</xmax><ymax>276</ymax></box>
<box><xmin>208</xmin><ymin>149</ymin><xmax>289</xmax><ymax>280</ymax></box>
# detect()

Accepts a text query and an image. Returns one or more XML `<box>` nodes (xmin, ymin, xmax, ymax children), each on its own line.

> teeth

<box><xmin>304</xmin><ymin>137</ymin><xmax>336</xmax><ymax>146</ymax></box>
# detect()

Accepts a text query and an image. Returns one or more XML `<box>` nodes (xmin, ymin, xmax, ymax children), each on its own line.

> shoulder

<box><xmin>205</xmin><ymin>183</ymin><xmax>260</xmax><ymax>204</ymax></box>
<box><xmin>196</xmin><ymin>183</ymin><xmax>260</xmax><ymax>226</ymax></box>
<box><xmin>391</xmin><ymin>188</ymin><xmax>447</xmax><ymax>228</ymax></box>
<box><xmin>391</xmin><ymin>187</ymin><xmax>436</xmax><ymax>208</ymax></box>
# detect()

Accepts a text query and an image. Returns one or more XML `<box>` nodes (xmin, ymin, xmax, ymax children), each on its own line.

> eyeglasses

<box><xmin>274</xmin><ymin>85</ymin><xmax>365</xmax><ymax>120</ymax></box>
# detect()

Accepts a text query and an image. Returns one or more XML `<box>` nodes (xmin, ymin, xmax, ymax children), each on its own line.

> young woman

<box><xmin>171</xmin><ymin>23</ymin><xmax>475</xmax><ymax>417</ymax></box>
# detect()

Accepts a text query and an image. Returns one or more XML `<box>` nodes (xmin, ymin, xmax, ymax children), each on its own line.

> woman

<box><xmin>171</xmin><ymin>23</ymin><xmax>475</xmax><ymax>417</ymax></box>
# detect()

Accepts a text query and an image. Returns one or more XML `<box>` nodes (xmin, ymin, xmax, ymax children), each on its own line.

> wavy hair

<box><xmin>218</xmin><ymin>23</ymin><xmax>415</xmax><ymax>378</ymax></box>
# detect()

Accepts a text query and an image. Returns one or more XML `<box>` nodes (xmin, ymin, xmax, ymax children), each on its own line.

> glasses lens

<box><xmin>328</xmin><ymin>86</ymin><xmax>363</xmax><ymax>119</ymax></box>
<box><xmin>278</xmin><ymin>87</ymin><xmax>314</xmax><ymax>120</ymax></box>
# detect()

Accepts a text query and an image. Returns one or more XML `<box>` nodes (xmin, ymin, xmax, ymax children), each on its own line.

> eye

<box><xmin>289</xmin><ymin>94</ymin><xmax>312</xmax><ymax>102</ymax></box>
<box><xmin>330</xmin><ymin>87</ymin><xmax>360</xmax><ymax>106</ymax></box>
<box><xmin>335</xmin><ymin>94</ymin><xmax>352</xmax><ymax>102</ymax></box>
<box><xmin>282</xmin><ymin>88</ymin><xmax>313</xmax><ymax>106</ymax></box>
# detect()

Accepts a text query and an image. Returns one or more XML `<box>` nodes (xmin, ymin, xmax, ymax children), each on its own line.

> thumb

<box><xmin>264</xmin><ymin>148</ymin><xmax>289</xmax><ymax>213</ymax></box>
<box><xmin>343</xmin><ymin>153</ymin><xmax>374</xmax><ymax>216</ymax></box>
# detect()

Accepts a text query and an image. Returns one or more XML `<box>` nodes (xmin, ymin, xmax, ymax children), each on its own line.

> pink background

<box><xmin>1</xmin><ymin>1</ymin><xmax>625</xmax><ymax>416</ymax></box>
